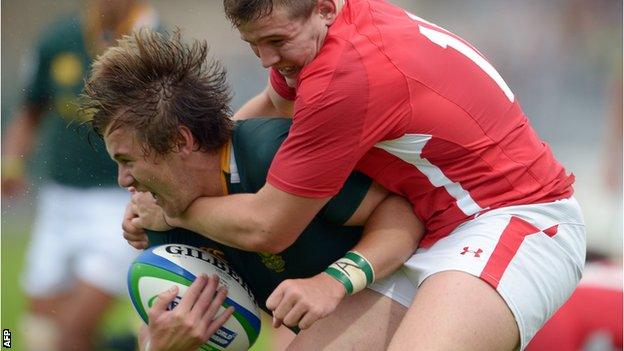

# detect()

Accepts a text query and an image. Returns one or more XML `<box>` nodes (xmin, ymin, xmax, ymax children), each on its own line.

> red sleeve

<box><xmin>269</xmin><ymin>68</ymin><xmax>296</xmax><ymax>100</ymax></box>
<box><xmin>267</xmin><ymin>46</ymin><xmax>389</xmax><ymax>198</ymax></box>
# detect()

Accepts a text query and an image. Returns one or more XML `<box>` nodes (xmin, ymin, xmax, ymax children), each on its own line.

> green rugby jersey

<box><xmin>148</xmin><ymin>118</ymin><xmax>370</xmax><ymax>314</ymax></box>
<box><xmin>24</xmin><ymin>13</ymin><xmax>162</xmax><ymax>187</ymax></box>
<box><xmin>24</xmin><ymin>14</ymin><xmax>117</xmax><ymax>187</ymax></box>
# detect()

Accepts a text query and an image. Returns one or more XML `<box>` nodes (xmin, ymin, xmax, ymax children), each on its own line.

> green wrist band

<box><xmin>345</xmin><ymin>251</ymin><xmax>375</xmax><ymax>284</ymax></box>
<box><xmin>324</xmin><ymin>251</ymin><xmax>375</xmax><ymax>295</ymax></box>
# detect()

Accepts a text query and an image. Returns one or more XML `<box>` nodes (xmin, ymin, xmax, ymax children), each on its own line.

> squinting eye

<box><xmin>269</xmin><ymin>40</ymin><xmax>285</xmax><ymax>47</ymax></box>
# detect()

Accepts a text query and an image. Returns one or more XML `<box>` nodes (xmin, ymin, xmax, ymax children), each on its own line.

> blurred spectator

<box><xmin>1</xmin><ymin>1</ymin><xmax>159</xmax><ymax>350</ymax></box>
<box><xmin>526</xmin><ymin>252</ymin><xmax>623</xmax><ymax>351</ymax></box>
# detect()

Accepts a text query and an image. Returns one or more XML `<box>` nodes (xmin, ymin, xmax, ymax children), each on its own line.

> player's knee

<box><xmin>21</xmin><ymin>313</ymin><xmax>61</xmax><ymax>351</ymax></box>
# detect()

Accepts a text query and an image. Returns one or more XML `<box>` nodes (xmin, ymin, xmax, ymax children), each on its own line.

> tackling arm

<box><xmin>348</xmin><ymin>194</ymin><xmax>423</xmax><ymax>279</ymax></box>
<box><xmin>266</xmin><ymin>191</ymin><xmax>423</xmax><ymax>330</ymax></box>
<box><xmin>233</xmin><ymin>80</ymin><xmax>293</xmax><ymax>120</ymax></box>
<box><xmin>334</xmin><ymin>181</ymin><xmax>423</xmax><ymax>279</ymax></box>
<box><xmin>168</xmin><ymin>183</ymin><xmax>331</xmax><ymax>253</ymax></box>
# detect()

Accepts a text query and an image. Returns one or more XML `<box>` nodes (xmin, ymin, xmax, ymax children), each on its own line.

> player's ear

<box><xmin>175</xmin><ymin>126</ymin><xmax>195</xmax><ymax>156</ymax></box>
<box><xmin>317</xmin><ymin>0</ymin><xmax>339</xmax><ymax>25</ymax></box>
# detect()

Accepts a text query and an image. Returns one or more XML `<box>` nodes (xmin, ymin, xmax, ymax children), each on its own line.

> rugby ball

<box><xmin>128</xmin><ymin>244</ymin><xmax>261</xmax><ymax>351</ymax></box>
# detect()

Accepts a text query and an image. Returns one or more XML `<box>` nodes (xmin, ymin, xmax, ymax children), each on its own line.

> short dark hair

<box><xmin>223</xmin><ymin>0</ymin><xmax>317</xmax><ymax>27</ymax></box>
<box><xmin>81</xmin><ymin>29</ymin><xmax>233</xmax><ymax>156</ymax></box>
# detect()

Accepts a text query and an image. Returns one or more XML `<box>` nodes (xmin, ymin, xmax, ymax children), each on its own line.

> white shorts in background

<box><xmin>403</xmin><ymin>197</ymin><xmax>586</xmax><ymax>350</ymax></box>
<box><xmin>21</xmin><ymin>183</ymin><xmax>138</xmax><ymax>297</ymax></box>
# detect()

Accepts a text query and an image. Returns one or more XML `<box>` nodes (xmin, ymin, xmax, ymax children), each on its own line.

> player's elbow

<box><xmin>245</xmin><ymin>219</ymin><xmax>297</xmax><ymax>253</ymax></box>
<box><xmin>257</xmin><ymin>237</ymin><xmax>293</xmax><ymax>254</ymax></box>
<box><xmin>249</xmin><ymin>230</ymin><xmax>296</xmax><ymax>254</ymax></box>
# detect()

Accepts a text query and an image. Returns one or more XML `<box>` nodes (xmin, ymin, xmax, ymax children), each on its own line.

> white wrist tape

<box><xmin>324</xmin><ymin>251</ymin><xmax>375</xmax><ymax>295</ymax></box>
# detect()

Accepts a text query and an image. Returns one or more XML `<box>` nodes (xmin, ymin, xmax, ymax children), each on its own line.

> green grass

<box><xmin>1</xmin><ymin>210</ymin><xmax>274</xmax><ymax>351</ymax></box>
<box><xmin>1</xmin><ymin>223</ymin><xmax>30</xmax><ymax>350</ymax></box>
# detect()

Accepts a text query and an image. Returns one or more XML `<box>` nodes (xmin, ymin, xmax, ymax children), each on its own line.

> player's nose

<box><xmin>117</xmin><ymin>166</ymin><xmax>135</xmax><ymax>188</ymax></box>
<box><xmin>257</xmin><ymin>45</ymin><xmax>280</xmax><ymax>68</ymax></box>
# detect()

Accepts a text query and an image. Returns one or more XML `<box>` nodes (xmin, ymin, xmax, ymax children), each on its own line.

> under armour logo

<box><xmin>461</xmin><ymin>246</ymin><xmax>483</xmax><ymax>257</ymax></box>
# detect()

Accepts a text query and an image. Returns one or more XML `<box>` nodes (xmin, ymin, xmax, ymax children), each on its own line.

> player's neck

<box><xmin>188</xmin><ymin>150</ymin><xmax>226</xmax><ymax>197</ymax></box>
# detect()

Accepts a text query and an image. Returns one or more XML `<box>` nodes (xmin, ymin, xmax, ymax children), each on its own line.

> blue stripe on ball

<box><xmin>136</xmin><ymin>246</ymin><xmax>197</xmax><ymax>282</ymax></box>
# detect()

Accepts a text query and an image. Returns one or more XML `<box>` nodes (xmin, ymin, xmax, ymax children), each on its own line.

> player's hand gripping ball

<box><xmin>128</xmin><ymin>244</ymin><xmax>261</xmax><ymax>350</ymax></box>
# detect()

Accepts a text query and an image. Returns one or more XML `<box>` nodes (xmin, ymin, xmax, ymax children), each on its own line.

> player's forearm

<box><xmin>234</xmin><ymin>83</ymin><xmax>292</xmax><ymax>120</ymax></box>
<box><xmin>169</xmin><ymin>188</ymin><xmax>322</xmax><ymax>253</ymax></box>
<box><xmin>3</xmin><ymin>106</ymin><xmax>42</xmax><ymax>159</ymax></box>
<box><xmin>2</xmin><ymin>106</ymin><xmax>43</xmax><ymax>180</ymax></box>
<box><xmin>169</xmin><ymin>193</ymin><xmax>275</xmax><ymax>251</ymax></box>
<box><xmin>353</xmin><ymin>195</ymin><xmax>423</xmax><ymax>279</ymax></box>
<box><xmin>233</xmin><ymin>90</ymin><xmax>286</xmax><ymax>120</ymax></box>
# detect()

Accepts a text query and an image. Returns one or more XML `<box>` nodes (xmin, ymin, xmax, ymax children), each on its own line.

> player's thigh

<box><xmin>58</xmin><ymin>279</ymin><xmax>115</xmax><ymax>334</ymax></box>
<box><xmin>287</xmin><ymin>289</ymin><xmax>407</xmax><ymax>351</ymax></box>
<box><xmin>271</xmin><ymin>324</ymin><xmax>297</xmax><ymax>351</ymax></box>
<box><xmin>28</xmin><ymin>294</ymin><xmax>70</xmax><ymax>317</ymax></box>
<box><xmin>55</xmin><ymin>280</ymin><xmax>116</xmax><ymax>351</ymax></box>
<box><xmin>388</xmin><ymin>270</ymin><xmax>519</xmax><ymax>351</ymax></box>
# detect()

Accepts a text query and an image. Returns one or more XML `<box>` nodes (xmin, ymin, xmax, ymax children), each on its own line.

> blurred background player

<box><xmin>1</xmin><ymin>1</ymin><xmax>159</xmax><ymax>350</ymax></box>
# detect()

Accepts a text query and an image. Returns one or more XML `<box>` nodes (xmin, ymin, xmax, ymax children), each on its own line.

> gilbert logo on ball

<box><xmin>128</xmin><ymin>244</ymin><xmax>261</xmax><ymax>351</ymax></box>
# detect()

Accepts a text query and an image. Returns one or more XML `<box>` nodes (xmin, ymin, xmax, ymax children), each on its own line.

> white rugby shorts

<box><xmin>396</xmin><ymin>197</ymin><xmax>586</xmax><ymax>350</ymax></box>
<box><xmin>21</xmin><ymin>183</ymin><xmax>138</xmax><ymax>297</ymax></box>
<box><xmin>367</xmin><ymin>268</ymin><xmax>416</xmax><ymax>309</ymax></box>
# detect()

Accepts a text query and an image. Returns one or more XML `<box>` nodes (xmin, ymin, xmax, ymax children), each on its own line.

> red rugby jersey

<box><xmin>268</xmin><ymin>0</ymin><xmax>574</xmax><ymax>246</ymax></box>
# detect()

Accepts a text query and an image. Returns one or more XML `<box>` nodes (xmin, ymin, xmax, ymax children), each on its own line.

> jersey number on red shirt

<box><xmin>406</xmin><ymin>11</ymin><xmax>515</xmax><ymax>102</ymax></box>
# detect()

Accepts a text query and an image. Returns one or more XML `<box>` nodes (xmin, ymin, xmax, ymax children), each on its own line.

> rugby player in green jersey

<box><xmin>82</xmin><ymin>29</ymin><xmax>422</xmax><ymax>350</ymax></box>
